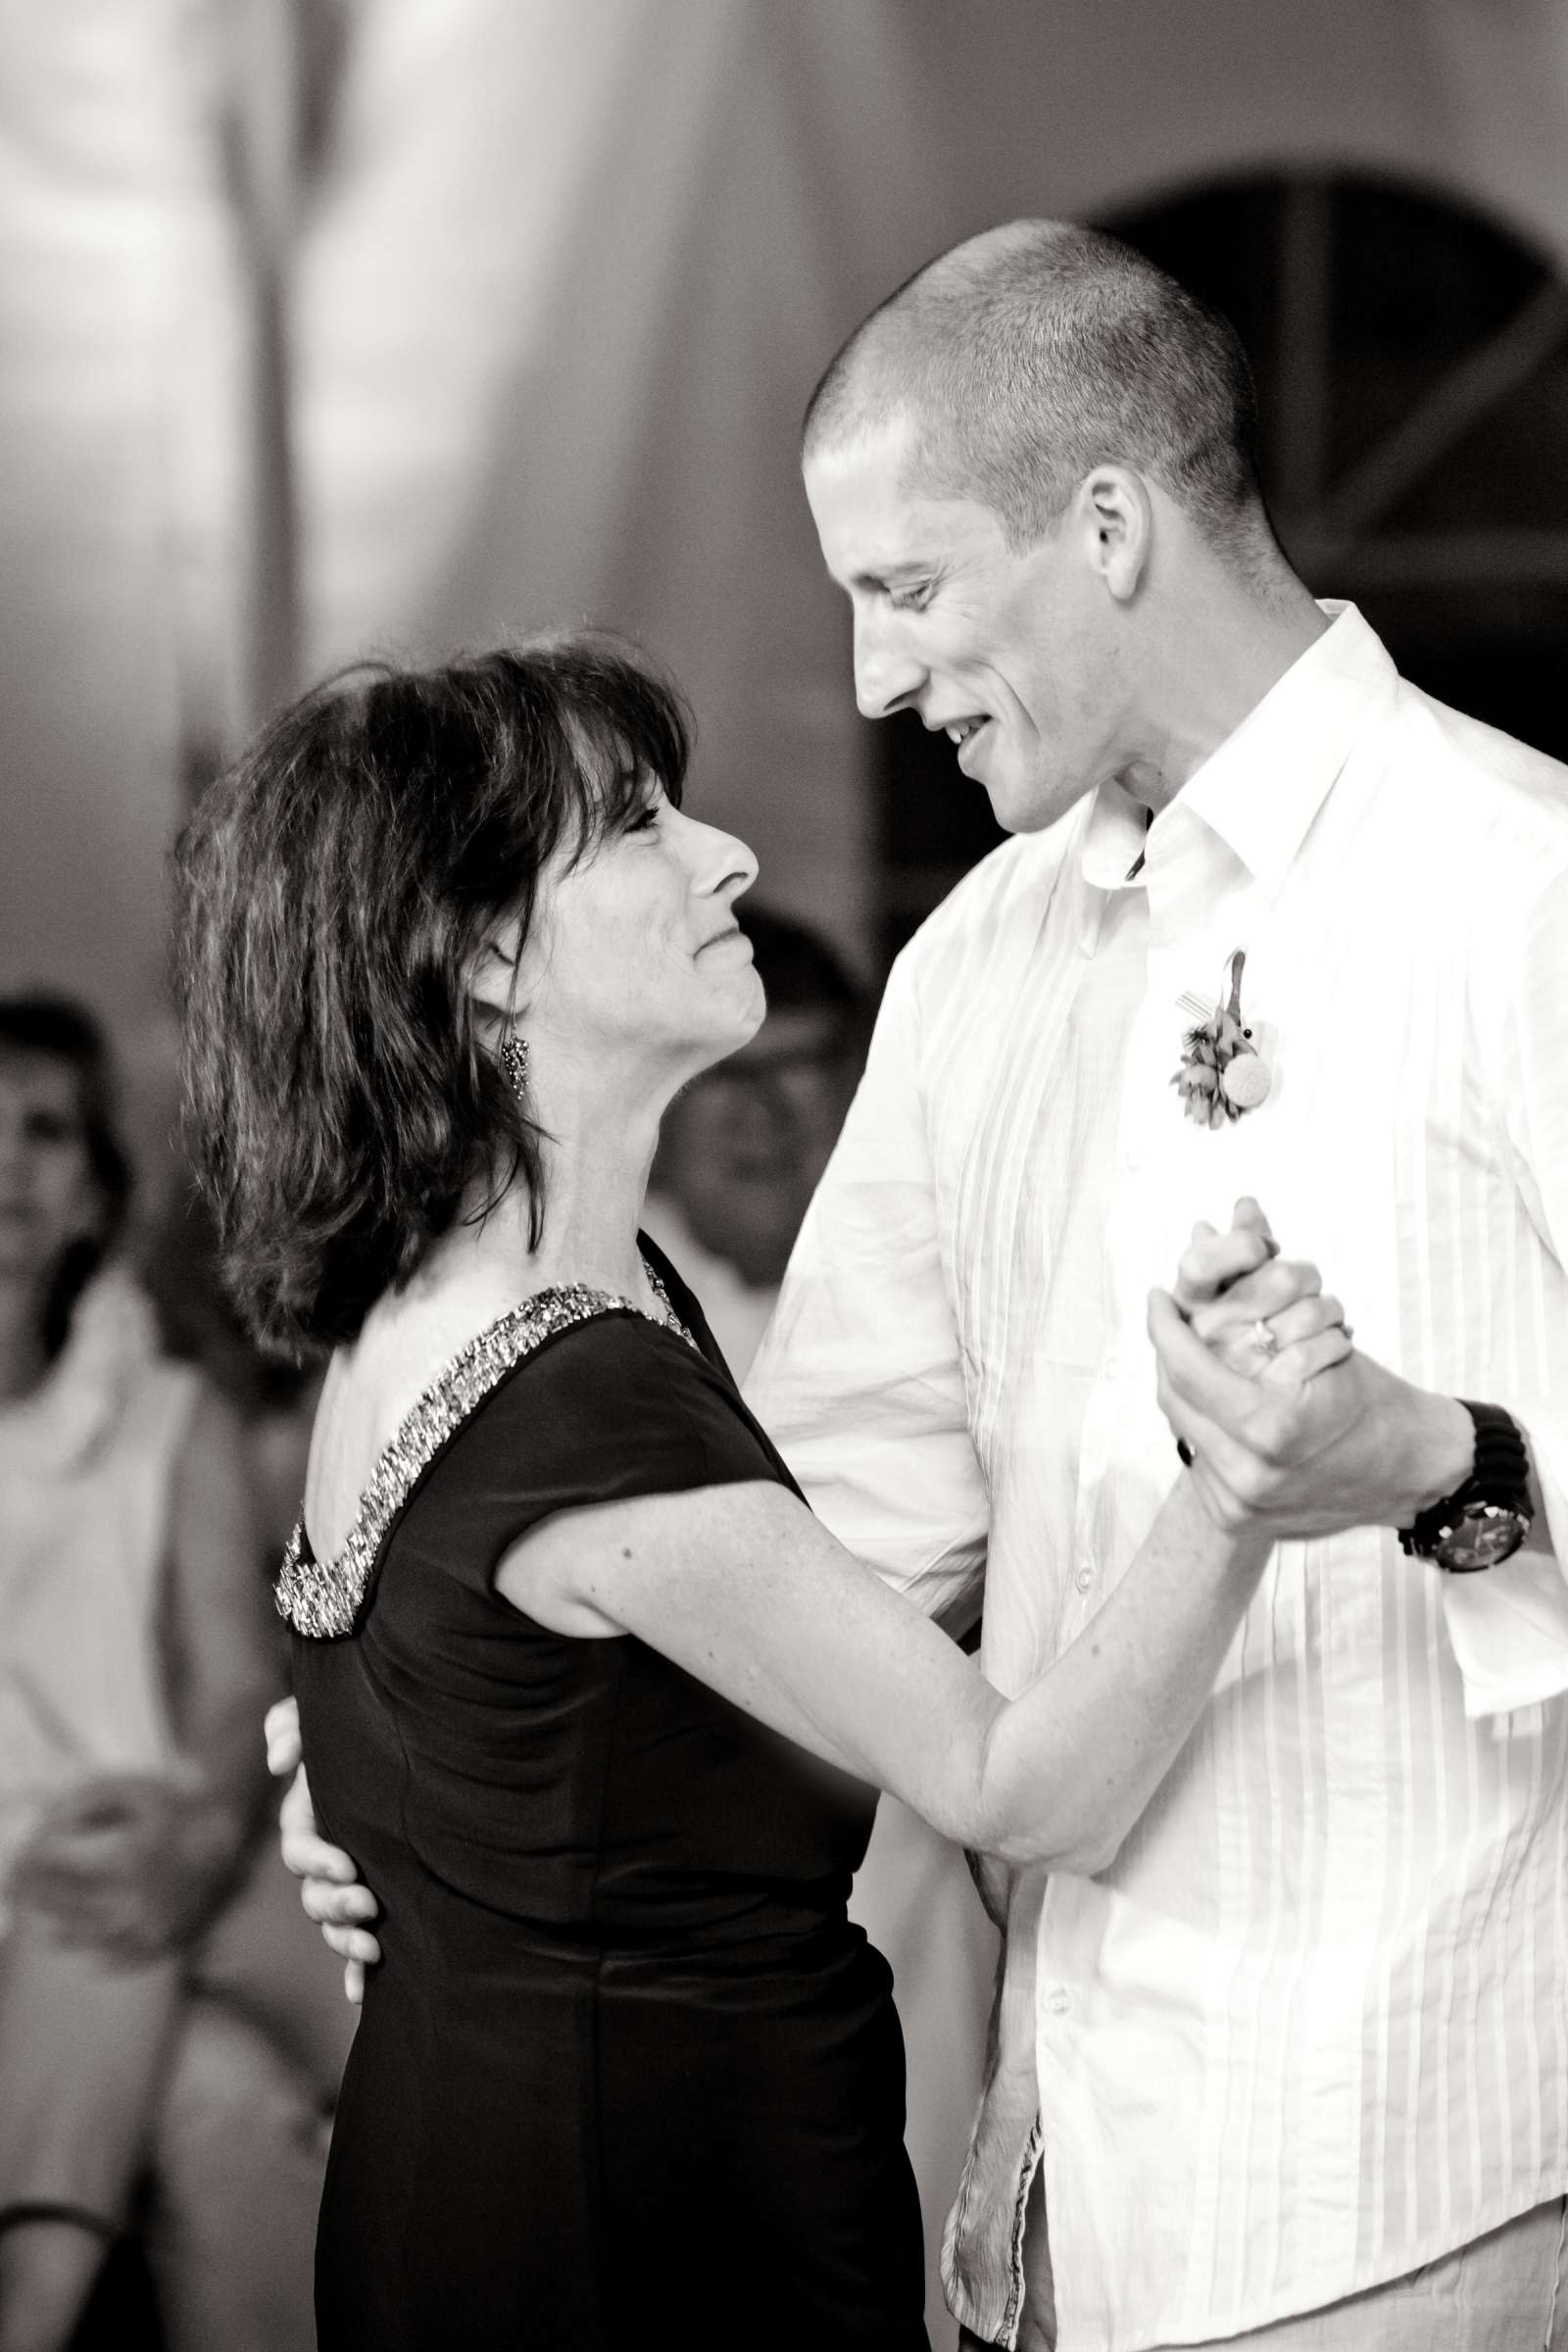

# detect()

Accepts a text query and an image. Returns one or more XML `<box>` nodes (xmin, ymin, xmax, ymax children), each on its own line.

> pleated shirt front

<box><xmin>746</xmin><ymin>604</ymin><xmax>1568</xmax><ymax>2349</ymax></box>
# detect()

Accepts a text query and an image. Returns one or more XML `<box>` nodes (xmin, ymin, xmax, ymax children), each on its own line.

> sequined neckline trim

<box><xmin>276</xmin><ymin>1269</ymin><xmax>696</xmax><ymax>1642</ymax></box>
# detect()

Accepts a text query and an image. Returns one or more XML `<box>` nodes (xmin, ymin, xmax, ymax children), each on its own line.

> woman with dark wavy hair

<box><xmin>174</xmin><ymin>633</ymin><xmax>1343</xmax><ymax>2351</ymax></box>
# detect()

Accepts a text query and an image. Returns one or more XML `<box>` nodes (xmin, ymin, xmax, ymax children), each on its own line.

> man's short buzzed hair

<box><xmin>803</xmin><ymin>220</ymin><xmax>1268</xmax><ymax>561</ymax></box>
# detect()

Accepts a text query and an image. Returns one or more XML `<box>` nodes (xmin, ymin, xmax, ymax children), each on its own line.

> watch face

<box><xmin>1437</xmin><ymin>1506</ymin><xmax>1530</xmax><ymax>1572</ymax></box>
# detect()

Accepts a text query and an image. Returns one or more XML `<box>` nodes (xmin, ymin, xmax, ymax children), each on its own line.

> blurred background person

<box><xmin>643</xmin><ymin>903</ymin><xmax>871</xmax><ymax>1374</ymax></box>
<box><xmin>0</xmin><ymin>996</ymin><xmax>320</xmax><ymax>2352</ymax></box>
<box><xmin>142</xmin><ymin>1183</ymin><xmax>324</xmax><ymax>1566</ymax></box>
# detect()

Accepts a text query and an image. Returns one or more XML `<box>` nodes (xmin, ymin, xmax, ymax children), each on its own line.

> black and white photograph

<box><xmin>2</xmin><ymin>6</ymin><xmax>1567</xmax><ymax>2348</ymax></box>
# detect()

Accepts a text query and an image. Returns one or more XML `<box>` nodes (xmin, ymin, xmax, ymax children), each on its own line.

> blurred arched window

<box><xmin>875</xmin><ymin>171</ymin><xmax>1568</xmax><ymax>963</ymax></box>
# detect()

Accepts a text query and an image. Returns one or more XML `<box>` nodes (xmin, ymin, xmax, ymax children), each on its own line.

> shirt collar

<box><xmin>1075</xmin><ymin>776</ymin><xmax>1152</xmax><ymax>952</ymax></box>
<box><xmin>1074</xmin><ymin>602</ymin><xmax>1398</xmax><ymax>950</ymax></box>
<box><xmin>1171</xmin><ymin>601</ymin><xmax>1397</xmax><ymax>899</ymax></box>
<box><xmin>1081</xmin><ymin>774</ymin><xmax>1151</xmax><ymax>890</ymax></box>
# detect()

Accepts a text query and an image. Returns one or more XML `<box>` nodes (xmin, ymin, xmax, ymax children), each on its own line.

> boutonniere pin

<box><xmin>1172</xmin><ymin>950</ymin><xmax>1272</xmax><ymax>1128</ymax></box>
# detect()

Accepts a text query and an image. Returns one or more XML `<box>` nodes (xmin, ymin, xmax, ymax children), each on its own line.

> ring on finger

<box><xmin>1250</xmin><ymin>1317</ymin><xmax>1280</xmax><ymax>1358</ymax></box>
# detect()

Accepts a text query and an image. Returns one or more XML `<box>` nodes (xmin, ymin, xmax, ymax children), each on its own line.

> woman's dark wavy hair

<box><xmin>0</xmin><ymin>994</ymin><xmax>134</xmax><ymax>1360</ymax></box>
<box><xmin>172</xmin><ymin>634</ymin><xmax>691</xmax><ymax>1359</ymax></box>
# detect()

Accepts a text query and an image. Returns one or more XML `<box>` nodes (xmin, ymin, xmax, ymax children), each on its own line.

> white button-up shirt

<box><xmin>745</xmin><ymin>607</ymin><xmax>1568</xmax><ymax>2350</ymax></box>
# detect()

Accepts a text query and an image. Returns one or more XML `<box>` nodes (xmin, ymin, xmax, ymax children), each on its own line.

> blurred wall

<box><xmin>0</xmin><ymin>0</ymin><xmax>252</xmax><ymax>1168</ymax></box>
<box><xmin>903</xmin><ymin>0</ymin><xmax>1568</xmax><ymax>262</ymax></box>
<box><xmin>2</xmin><ymin>0</ymin><xmax>1566</xmax><ymax>1160</ymax></box>
<box><xmin>292</xmin><ymin>0</ymin><xmax>926</xmax><ymax>970</ymax></box>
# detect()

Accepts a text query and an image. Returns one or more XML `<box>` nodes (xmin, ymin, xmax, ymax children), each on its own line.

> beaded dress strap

<box><xmin>277</xmin><ymin>1270</ymin><xmax>697</xmax><ymax>1642</ymax></box>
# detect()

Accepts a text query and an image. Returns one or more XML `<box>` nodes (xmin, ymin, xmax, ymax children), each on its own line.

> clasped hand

<box><xmin>1151</xmin><ymin>1197</ymin><xmax>1471</xmax><ymax>1539</ymax></box>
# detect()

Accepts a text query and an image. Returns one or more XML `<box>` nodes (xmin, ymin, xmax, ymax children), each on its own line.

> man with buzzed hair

<box><xmin>804</xmin><ymin>220</ymin><xmax>1266</xmax><ymax>572</ymax></box>
<box><xmin>749</xmin><ymin>219</ymin><xmax>1568</xmax><ymax>2345</ymax></box>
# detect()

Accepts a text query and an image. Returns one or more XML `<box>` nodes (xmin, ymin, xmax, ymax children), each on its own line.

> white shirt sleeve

<box><xmin>743</xmin><ymin>949</ymin><xmax>989</xmax><ymax>1627</ymax></box>
<box><xmin>1441</xmin><ymin>860</ymin><xmax>1568</xmax><ymax>1717</ymax></box>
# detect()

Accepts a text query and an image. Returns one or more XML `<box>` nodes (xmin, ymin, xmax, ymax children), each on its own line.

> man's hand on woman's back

<box><xmin>267</xmin><ymin>1695</ymin><xmax>382</xmax><ymax>2001</ymax></box>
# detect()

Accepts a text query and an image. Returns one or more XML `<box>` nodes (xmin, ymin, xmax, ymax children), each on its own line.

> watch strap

<box><xmin>1398</xmin><ymin>1399</ymin><xmax>1532</xmax><ymax>1562</ymax></box>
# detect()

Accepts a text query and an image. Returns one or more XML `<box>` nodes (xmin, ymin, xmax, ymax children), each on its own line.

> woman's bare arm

<box><xmin>500</xmin><ymin>1415</ymin><xmax>1287</xmax><ymax>1874</ymax></box>
<box><xmin>501</xmin><ymin>1230</ymin><xmax>1348</xmax><ymax>1875</ymax></box>
<box><xmin>505</xmin><ymin>1462</ymin><xmax>1272</xmax><ymax>1871</ymax></box>
<box><xmin>282</xmin><ymin>1203</ymin><xmax>1345</xmax><ymax>1962</ymax></box>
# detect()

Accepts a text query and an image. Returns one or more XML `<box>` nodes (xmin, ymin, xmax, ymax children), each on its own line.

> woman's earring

<box><xmin>500</xmin><ymin>1034</ymin><xmax>530</xmax><ymax>1104</ymax></box>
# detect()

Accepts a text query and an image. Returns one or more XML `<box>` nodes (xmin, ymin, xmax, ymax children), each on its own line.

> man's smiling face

<box><xmin>804</xmin><ymin>415</ymin><xmax>1134</xmax><ymax>834</ymax></box>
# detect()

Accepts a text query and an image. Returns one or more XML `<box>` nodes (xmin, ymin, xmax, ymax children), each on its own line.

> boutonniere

<box><xmin>1172</xmin><ymin>950</ymin><xmax>1272</xmax><ymax>1128</ymax></box>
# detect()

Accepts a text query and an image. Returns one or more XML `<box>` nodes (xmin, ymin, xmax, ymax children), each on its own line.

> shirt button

<box><xmin>1045</xmin><ymin>1989</ymin><xmax>1071</xmax><ymax>2017</ymax></box>
<box><xmin>1121</xmin><ymin>1148</ymin><xmax>1142</xmax><ymax>1176</ymax></box>
<box><xmin>1075</xmin><ymin>1563</ymin><xmax>1094</xmax><ymax>1592</ymax></box>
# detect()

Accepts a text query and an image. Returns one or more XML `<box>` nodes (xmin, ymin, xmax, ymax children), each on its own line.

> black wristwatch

<box><xmin>1398</xmin><ymin>1400</ymin><xmax>1534</xmax><ymax>1572</ymax></box>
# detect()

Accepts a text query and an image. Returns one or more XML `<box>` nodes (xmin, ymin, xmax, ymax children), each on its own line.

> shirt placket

<box><xmin>1060</xmin><ymin>869</ymin><xmax>1159</xmax><ymax>1652</ymax></box>
<box><xmin>1036</xmin><ymin>828</ymin><xmax>1274</xmax><ymax>2339</ymax></box>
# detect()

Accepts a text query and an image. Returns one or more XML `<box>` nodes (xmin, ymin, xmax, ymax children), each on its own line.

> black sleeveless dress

<box><xmin>281</xmin><ymin>1246</ymin><xmax>927</xmax><ymax>2351</ymax></box>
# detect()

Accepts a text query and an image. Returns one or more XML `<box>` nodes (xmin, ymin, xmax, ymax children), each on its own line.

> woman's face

<box><xmin>513</xmin><ymin>785</ymin><xmax>764</xmax><ymax>1099</ymax></box>
<box><xmin>0</xmin><ymin>1052</ymin><xmax>105</xmax><ymax>1287</ymax></box>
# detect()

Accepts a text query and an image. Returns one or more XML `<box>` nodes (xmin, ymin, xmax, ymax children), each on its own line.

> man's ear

<box><xmin>1079</xmin><ymin>466</ymin><xmax>1152</xmax><ymax>602</ymax></box>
